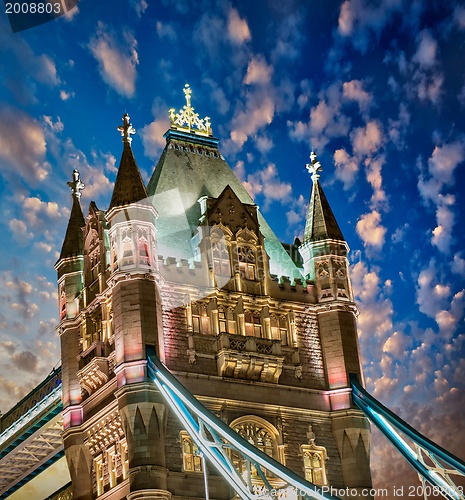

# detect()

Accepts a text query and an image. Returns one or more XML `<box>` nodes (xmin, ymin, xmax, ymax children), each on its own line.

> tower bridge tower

<box><xmin>55</xmin><ymin>85</ymin><xmax>372</xmax><ymax>499</ymax></box>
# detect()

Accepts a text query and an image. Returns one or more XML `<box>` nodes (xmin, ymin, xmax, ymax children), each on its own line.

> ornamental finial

<box><xmin>168</xmin><ymin>84</ymin><xmax>213</xmax><ymax>137</ymax></box>
<box><xmin>118</xmin><ymin>113</ymin><xmax>136</xmax><ymax>144</ymax></box>
<box><xmin>306</xmin><ymin>150</ymin><xmax>322</xmax><ymax>182</ymax></box>
<box><xmin>67</xmin><ymin>169</ymin><xmax>85</xmax><ymax>198</ymax></box>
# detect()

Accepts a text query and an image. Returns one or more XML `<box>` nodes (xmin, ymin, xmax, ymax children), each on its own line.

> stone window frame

<box><xmin>180</xmin><ymin>430</ymin><xmax>203</xmax><ymax>473</ymax></box>
<box><xmin>300</xmin><ymin>443</ymin><xmax>327</xmax><ymax>486</ymax></box>
<box><xmin>229</xmin><ymin>415</ymin><xmax>285</xmax><ymax>480</ymax></box>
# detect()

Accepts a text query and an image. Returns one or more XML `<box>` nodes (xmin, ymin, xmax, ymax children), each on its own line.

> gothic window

<box><xmin>111</xmin><ymin>236</ymin><xmax>118</xmax><ymax>271</ymax></box>
<box><xmin>230</xmin><ymin>417</ymin><xmax>282</xmax><ymax>479</ymax></box>
<box><xmin>237</xmin><ymin>246</ymin><xmax>256</xmax><ymax>280</ymax></box>
<box><xmin>245</xmin><ymin>311</ymin><xmax>262</xmax><ymax>337</ymax></box>
<box><xmin>107</xmin><ymin>447</ymin><xmax>117</xmax><ymax>488</ymax></box>
<box><xmin>212</xmin><ymin>240</ymin><xmax>231</xmax><ymax>276</ymax></box>
<box><xmin>138</xmin><ymin>227</ymin><xmax>151</xmax><ymax>266</ymax></box>
<box><xmin>301</xmin><ymin>448</ymin><xmax>327</xmax><ymax>485</ymax></box>
<box><xmin>60</xmin><ymin>289</ymin><xmax>66</xmax><ymax>321</ymax></box>
<box><xmin>90</xmin><ymin>249</ymin><xmax>99</xmax><ymax>283</ymax></box>
<box><xmin>120</xmin><ymin>439</ymin><xmax>128</xmax><ymax>480</ymax></box>
<box><xmin>218</xmin><ymin>307</ymin><xmax>236</xmax><ymax>334</ymax></box>
<box><xmin>121</xmin><ymin>229</ymin><xmax>134</xmax><ymax>267</ymax></box>
<box><xmin>191</xmin><ymin>302</ymin><xmax>211</xmax><ymax>335</ymax></box>
<box><xmin>270</xmin><ymin>315</ymin><xmax>288</xmax><ymax>344</ymax></box>
<box><xmin>94</xmin><ymin>455</ymin><xmax>104</xmax><ymax>496</ymax></box>
<box><xmin>180</xmin><ymin>431</ymin><xmax>202</xmax><ymax>472</ymax></box>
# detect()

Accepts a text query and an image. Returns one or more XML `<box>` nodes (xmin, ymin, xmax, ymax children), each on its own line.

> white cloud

<box><xmin>288</xmin><ymin>83</ymin><xmax>351</xmax><ymax>151</ymax></box>
<box><xmin>244</xmin><ymin>55</ymin><xmax>273</xmax><ymax>85</ymax></box>
<box><xmin>333</xmin><ymin>148</ymin><xmax>359</xmax><ymax>189</ymax></box>
<box><xmin>88</xmin><ymin>22</ymin><xmax>139</xmax><ymax>97</ymax></box>
<box><xmin>365</xmin><ymin>155</ymin><xmax>387</xmax><ymax>210</ymax></box>
<box><xmin>356</xmin><ymin>210</ymin><xmax>387</xmax><ymax>252</ymax></box>
<box><xmin>417</xmin><ymin>141</ymin><xmax>464</xmax><ymax>253</ymax></box>
<box><xmin>140</xmin><ymin>118</ymin><xmax>171</xmax><ymax>159</ymax></box>
<box><xmin>336</xmin><ymin>0</ymin><xmax>403</xmax><ymax>53</ymax></box>
<box><xmin>351</xmin><ymin>261</ymin><xmax>393</xmax><ymax>338</ymax></box>
<box><xmin>412</xmin><ymin>30</ymin><xmax>438</xmax><ymax>68</ymax></box>
<box><xmin>342</xmin><ymin>79</ymin><xmax>373</xmax><ymax>113</ymax></box>
<box><xmin>229</xmin><ymin>91</ymin><xmax>275</xmax><ymax>149</ymax></box>
<box><xmin>351</xmin><ymin>120</ymin><xmax>383</xmax><ymax>156</ymax></box>
<box><xmin>452</xmin><ymin>253</ymin><xmax>465</xmax><ymax>278</ymax></box>
<box><xmin>59</xmin><ymin>89</ymin><xmax>75</xmax><ymax>101</ymax></box>
<box><xmin>156</xmin><ymin>21</ymin><xmax>177</xmax><ymax>41</ymax></box>
<box><xmin>0</xmin><ymin>106</ymin><xmax>47</xmax><ymax>183</ymax></box>
<box><xmin>239</xmin><ymin>163</ymin><xmax>292</xmax><ymax>211</ymax></box>
<box><xmin>130</xmin><ymin>0</ymin><xmax>148</xmax><ymax>17</ymax></box>
<box><xmin>227</xmin><ymin>8</ymin><xmax>251</xmax><ymax>44</ymax></box>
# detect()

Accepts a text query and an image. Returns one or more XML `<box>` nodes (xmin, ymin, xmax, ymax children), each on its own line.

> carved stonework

<box><xmin>215</xmin><ymin>333</ymin><xmax>284</xmax><ymax>383</ymax></box>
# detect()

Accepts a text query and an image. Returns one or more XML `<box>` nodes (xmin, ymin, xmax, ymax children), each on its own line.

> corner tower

<box><xmin>299</xmin><ymin>152</ymin><xmax>371</xmax><ymax>491</ymax></box>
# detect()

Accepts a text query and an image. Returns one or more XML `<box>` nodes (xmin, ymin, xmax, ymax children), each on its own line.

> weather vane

<box><xmin>118</xmin><ymin>113</ymin><xmax>136</xmax><ymax>144</ymax></box>
<box><xmin>67</xmin><ymin>169</ymin><xmax>85</xmax><ymax>198</ymax></box>
<box><xmin>306</xmin><ymin>150</ymin><xmax>322</xmax><ymax>182</ymax></box>
<box><xmin>169</xmin><ymin>84</ymin><xmax>212</xmax><ymax>137</ymax></box>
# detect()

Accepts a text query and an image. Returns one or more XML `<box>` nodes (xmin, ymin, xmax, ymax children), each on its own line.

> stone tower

<box><xmin>56</xmin><ymin>85</ymin><xmax>372</xmax><ymax>499</ymax></box>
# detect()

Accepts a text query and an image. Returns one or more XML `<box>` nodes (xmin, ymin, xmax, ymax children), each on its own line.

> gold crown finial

<box><xmin>169</xmin><ymin>84</ymin><xmax>212</xmax><ymax>137</ymax></box>
<box><xmin>306</xmin><ymin>150</ymin><xmax>322</xmax><ymax>182</ymax></box>
<box><xmin>118</xmin><ymin>113</ymin><xmax>136</xmax><ymax>144</ymax></box>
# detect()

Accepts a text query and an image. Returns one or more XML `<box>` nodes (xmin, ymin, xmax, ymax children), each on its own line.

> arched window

<box><xmin>301</xmin><ymin>448</ymin><xmax>327</xmax><ymax>485</ymax></box>
<box><xmin>237</xmin><ymin>246</ymin><xmax>256</xmax><ymax>280</ymax></box>
<box><xmin>245</xmin><ymin>311</ymin><xmax>262</xmax><ymax>337</ymax></box>
<box><xmin>230</xmin><ymin>416</ymin><xmax>283</xmax><ymax>480</ymax></box>
<box><xmin>271</xmin><ymin>315</ymin><xmax>289</xmax><ymax>345</ymax></box>
<box><xmin>180</xmin><ymin>431</ymin><xmax>202</xmax><ymax>472</ymax></box>
<box><xmin>138</xmin><ymin>227</ymin><xmax>151</xmax><ymax>266</ymax></box>
<box><xmin>191</xmin><ymin>302</ymin><xmax>211</xmax><ymax>335</ymax></box>
<box><xmin>60</xmin><ymin>288</ymin><xmax>66</xmax><ymax>321</ymax></box>
<box><xmin>121</xmin><ymin>229</ymin><xmax>134</xmax><ymax>267</ymax></box>
<box><xmin>300</xmin><ymin>427</ymin><xmax>327</xmax><ymax>486</ymax></box>
<box><xmin>218</xmin><ymin>307</ymin><xmax>236</xmax><ymax>334</ymax></box>
<box><xmin>212</xmin><ymin>240</ymin><xmax>231</xmax><ymax>277</ymax></box>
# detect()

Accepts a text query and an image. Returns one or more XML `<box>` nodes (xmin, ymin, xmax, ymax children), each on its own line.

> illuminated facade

<box><xmin>0</xmin><ymin>85</ymin><xmax>372</xmax><ymax>499</ymax></box>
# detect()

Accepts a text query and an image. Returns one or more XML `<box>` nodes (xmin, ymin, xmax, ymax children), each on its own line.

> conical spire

<box><xmin>302</xmin><ymin>151</ymin><xmax>344</xmax><ymax>243</ymax></box>
<box><xmin>60</xmin><ymin>169</ymin><xmax>86</xmax><ymax>259</ymax></box>
<box><xmin>109</xmin><ymin>113</ymin><xmax>148</xmax><ymax>210</ymax></box>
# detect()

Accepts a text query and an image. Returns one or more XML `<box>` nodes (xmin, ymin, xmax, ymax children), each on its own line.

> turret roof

<box><xmin>302</xmin><ymin>152</ymin><xmax>345</xmax><ymax>243</ymax></box>
<box><xmin>109</xmin><ymin>114</ymin><xmax>148</xmax><ymax>210</ymax></box>
<box><xmin>59</xmin><ymin>170</ymin><xmax>86</xmax><ymax>259</ymax></box>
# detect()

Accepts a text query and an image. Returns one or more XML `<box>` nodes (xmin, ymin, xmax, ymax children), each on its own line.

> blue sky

<box><xmin>0</xmin><ymin>0</ymin><xmax>464</xmax><ymax>495</ymax></box>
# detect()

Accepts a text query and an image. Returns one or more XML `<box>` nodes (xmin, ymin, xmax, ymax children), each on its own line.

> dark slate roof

<box><xmin>109</xmin><ymin>142</ymin><xmax>148</xmax><ymax>210</ymax></box>
<box><xmin>147</xmin><ymin>133</ymin><xmax>302</xmax><ymax>279</ymax></box>
<box><xmin>303</xmin><ymin>180</ymin><xmax>345</xmax><ymax>243</ymax></box>
<box><xmin>59</xmin><ymin>195</ymin><xmax>85</xmax><ymax>259</ymax></box>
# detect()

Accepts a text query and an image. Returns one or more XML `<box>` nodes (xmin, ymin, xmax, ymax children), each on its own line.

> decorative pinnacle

<box><xmin>184</xmin><ymin>83</ymin><xmax>192</xmax><ymax>107</ymax></box>
<box><xmin>168</xmin><ymin>84</ymin><xmax>212</xmax><ymax>137</ymax></box>
<box><xmin>67</xmin><ymin>169</ymin><xmax>85</xmax><ymax>198</ymax></box>
<box><xmin>118</xmin><ymin>113</ymin><xmax>136</xmax><ymax>144</ymax></box>
<box><xmin>306</xmin><ymin>150</ymin><xmax>322</xmax><ymax>182</ymax></box>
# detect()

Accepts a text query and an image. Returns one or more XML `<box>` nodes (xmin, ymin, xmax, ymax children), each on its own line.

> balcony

<box><xmin>189</xmin><ymin>333</ymin><xmax>284</xmax><ymax>383</ymax></box>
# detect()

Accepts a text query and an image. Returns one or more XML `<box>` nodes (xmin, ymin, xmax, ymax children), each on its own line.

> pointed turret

<box><xmin>108</xmin><ymin>113</ymin><xmax>148</xmax><ymax>210</ymax></box>
<box><xmin>302</xmin><ymin>151</ymin><xmax>344</xmax><ymax>244</ymax></box>
<box><xmin>59</xmin><ymin>169</ymin><xmax>86</xmax><ymax>259</ymax></box>
<box><xmin>299</xmin><ymin>152</ymin><xmax>352</xmax><ymax>302</ymax></box>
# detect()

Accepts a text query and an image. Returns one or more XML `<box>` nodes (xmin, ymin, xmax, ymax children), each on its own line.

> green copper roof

<box><xmin>303</xmin><ymin>179</ymin><xmax>344</xmax><ymax>243</ymax></box>
<box><xmin>147</xmin><ymin>134</ymin><xmax>303</xmax><ymax>280</ymax></box>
